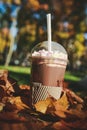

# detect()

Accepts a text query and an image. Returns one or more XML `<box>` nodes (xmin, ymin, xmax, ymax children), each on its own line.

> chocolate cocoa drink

<box><xmin>31</xmin><ymin>41</ymin><xmax>68</xmax><ymax>104</ymax></box>
<box><xmin>31</xmin><ymin>57</ymin><xmax>66</xmax><ymax>86</ymax></box>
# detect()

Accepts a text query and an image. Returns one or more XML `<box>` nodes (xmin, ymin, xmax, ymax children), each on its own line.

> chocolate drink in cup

<box><xmin>31</xmin><ymin>41</ymin><xmax>68</xmax><ymax>104</ymax></box>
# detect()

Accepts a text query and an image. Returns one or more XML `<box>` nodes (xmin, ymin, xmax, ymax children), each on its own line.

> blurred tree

<box><xmin>0</xmin><ymin>24</ymin><xmax>13</xmax><ymax>64</ymax></box>
<box><xmin>15</xmin><ymin>20</ymin><xmax>37</xmax><ymax>65</ymax></box>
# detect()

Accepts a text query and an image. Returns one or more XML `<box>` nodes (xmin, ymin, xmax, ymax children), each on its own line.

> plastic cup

<box><xmin>30</xmin><ymin>41</ymin><xmax>68</xmax><ymax>104</ymax></box>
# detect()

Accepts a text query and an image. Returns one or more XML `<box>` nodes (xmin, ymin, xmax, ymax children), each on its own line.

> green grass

<box><xmin>65</xmin><ymin>71</ymin><xmax>81</xmax><ymax>81</ymax></box>
<box><xmin>0</xmin><ymin>65</ymin><xmax>31</xmax><ymax>85</ymax></box>
<box><xmin>0</xmin><ymin>65</ymin><xmax>31</xmax><ymax>74</ymax></box>
<box><xmin>0</xmin><ymin>65</ymin><xmax>81</xmax><ymax>84</ymax></box>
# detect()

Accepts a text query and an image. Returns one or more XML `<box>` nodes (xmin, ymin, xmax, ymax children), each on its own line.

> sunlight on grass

<box><xmin>0</xmin><ymin>66</ymin><xmax>31</xmax><ymax>74</ymax></box>
<box><xmin>0</xmin><ymin>66</ymin><xmax>82</xmax><ymax>82</ymax></box>
<box><xmin>65</xmin><ymin>71</ymin><xmax>81</xmax><ymax>81</ymax></box>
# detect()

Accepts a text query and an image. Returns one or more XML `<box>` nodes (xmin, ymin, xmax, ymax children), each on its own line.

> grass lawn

<box><xmin>0</xmin><ymin>65</ymin><xmax>87</xmax><ymax>97</ymax></box>
<box><xmin>0</xmin><ymin>65</ymin><xmax>82</xmax><ymax>85</ymax></box>
<box><xmin>0</xmin><ymin>65</ymin><xmax>31</xmax><ymax>85</ymax></box>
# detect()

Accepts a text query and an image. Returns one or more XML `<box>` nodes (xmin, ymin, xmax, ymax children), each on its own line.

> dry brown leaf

<box><xmin>8</xmin><ymin>96</ymin><xmax>30</xmax><ymax>110</ymax></box>
<box><xmin>66</xmin><ymin>109</ymin><xmax>87</xmax><ymax>119</ymax></box>
<box><xmin>0</xmin><ymin>70</ymin><xmax>15</xmax><ymax>95</ymax></box>
<box><xmin>34</xmin><ymin>97</ymin><xmax>55</xmax><ymax>114</ymax></box>
<box><xmin>0</xmin><ymin>111</ymin><xmax>27</xmax><ymax>122</ymax></box>
<box><xmin>66</xmin><ymin>89</ymin><xmax>84</xmax><ymax>104</ymax></box>
<box><xmin>0</xmin><ymin>86</ymin><xmax>7</xmax><ymax>101</ymax></box>
<box><xmin>4</xmin><ymin>102</ymin><xmax>17</xmax><ymax>112</ymax></box>
<box><xmin>19</xmin><ymin>85</ymin><xmax>30</xmax><ymax>90</ymax></box>
<box><xmin>0</xmin><ymin>70</ymin><xmax>8</xmax><ymax>79</ymax></box>
<box><xmin>52</xmin><ymin>121</ymin><xmax>71</xmax><ymax>130</ymax></box>
<box><xmin>62</xmin><ymin>119</ymin><xmax>87</xmax><ymax>130</ymax></box>
<box><xmin>0</xmin><ymin>103</ymin><xmax>5</xmax><ymax>112</ymax></box>
<box><xmin>54</xmin><ymin>92</ymin><xmax>69</xmax><ymax>111</ymax></box>
<box><xmin>2</xmin><ymin>96</ymin><xmax>29</xmax><ymax>111</ymax></box>
<box><xmin>54</xmin><ymin>110</ymin><xmax>67</xmax><ymax>118</ymax></box>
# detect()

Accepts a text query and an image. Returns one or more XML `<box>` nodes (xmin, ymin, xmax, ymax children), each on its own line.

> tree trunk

<box><xmin>5</xmin><ymin>37</ymin><xmax>14</xmax><ymax>66</ymax></box>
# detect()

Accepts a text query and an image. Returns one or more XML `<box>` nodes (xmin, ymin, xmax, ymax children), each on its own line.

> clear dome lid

<box><xmin>31</xmin><ymin>41</ymin><xmax>68</xmax><ymax>60</ymax></box>
<box><xmin>32</xmin><ymin>41</ymin><xmax>67</xmax><ymax>54</ymax></box>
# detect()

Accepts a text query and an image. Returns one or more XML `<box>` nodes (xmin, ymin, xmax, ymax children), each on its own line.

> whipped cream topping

<box><xmin>32</xmin><ymin>49</ymin><xmax>67</xmax><ymax>60</ymax></box>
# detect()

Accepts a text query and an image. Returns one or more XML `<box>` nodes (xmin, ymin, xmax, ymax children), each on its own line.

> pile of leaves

<box><xmin>0</xmin><ymin>70</ymin><xmax>87</xmax><ymax>129</ymax></box>
<box><xmin>34</xmin><ymin>91</ymin><xmax>87</xmax><ymax>129</ymax></box>
<box><xmin>0</xmin><ymin>70</ymin><xmax>31</xmax><ymax>122</ymax></box>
